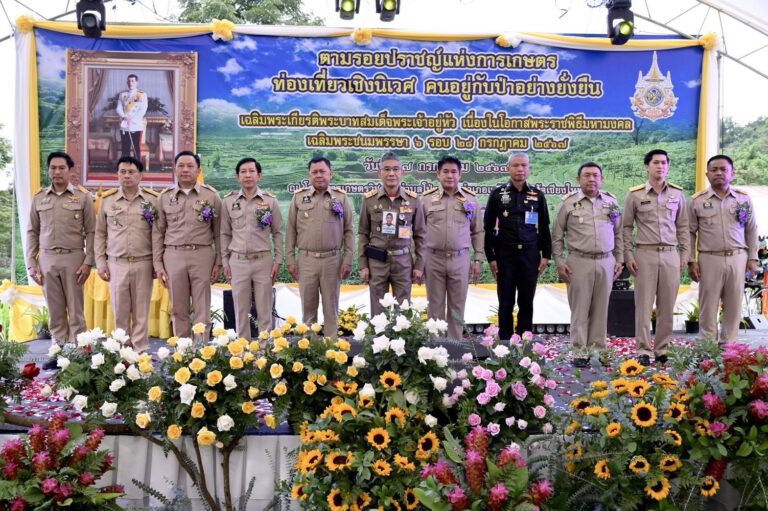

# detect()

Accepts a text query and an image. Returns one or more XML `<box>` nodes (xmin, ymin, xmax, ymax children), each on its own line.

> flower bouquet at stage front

<box><xmin>416</xmin><ymin>426</ymin><xmax>554</xmax><ymax>511</ymax></box>
<box><xmin>447</xmin><ymin>327</ymin><xmax>558</xmax><ymax>452</ymax></box>
<box><xmin>0</xmin><ymin>410</ymin><xmax>123</xmax><ymax>510</ymax></box>
<box><xmin>550</xmin><ymin>359</ymin><xmax>708</xmax><ymax>510</ymax></box>
<box><xmin>337</xmin><ymin>304</ymin><xmax>368</xmax><ymax>337</ymax></box>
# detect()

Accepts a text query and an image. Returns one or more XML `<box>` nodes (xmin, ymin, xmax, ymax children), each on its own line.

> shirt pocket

<box><xmin>427</xmin><ymin>203</ymin><xmax>446</xmax><ymax>222</ymax></box>
<box><xmin>106</xmin><ymin>208</ymin><xmax>127</xmax><ymax>232</ymax></box>
<box><xmin>229</xmin><ymin>208</ymin><xmax>246</xmax><ymax>230</ymax></box>
<box><xmin>164</xmin><ymin>203</ymin><xmax>184</xmax><ymax>224</ymax></box>
<box><xmin>61</xmin><ymin>201</ymin><xmax>85</xmax><ymax>221</ymax></box>
<box><xmin>36</xmin><ymin>202</ymin><xmax>54</xmax><ymax>228</ymax></box>
<box><xmin>697</xmin><ymin>207</ymin><xmax>718</xmax><ymax>226</ymax></box>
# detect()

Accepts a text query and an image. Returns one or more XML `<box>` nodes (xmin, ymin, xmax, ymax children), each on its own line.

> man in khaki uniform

<box><xmin>422</xmin><ymin>156</ymin><xmax>484</xmax><ymax>340</ymax></box>
<box><xmin>221</xmin><ymin>157</ymin><xmax>283</xmax><ymax>338</ymax></box>
<box><xmin>623</xmin><ymin>149</ymin><xmax>689</xmax><ymax>365</ymax></box>
<box><xmin>27</xmin><ymin>152</ymin><xmax>95</xmax><ymax>368</ymax></box>
<box><xmin>688</xmin><ymin>155</ymin><xmax>760</xmax><ymax>343</ymax></box>
<box><xmin>552</xmin><ymin>162</ymin><xmax>623</xmax><ymax>368</ymax></box>
<box><xmin>153</xmin><ymin>151</ymin><xmax>222</xmax><ymax>338</ymax></box>
<box><xmin>95</xmin><ymin>156</ymin><xmax>159</xmax><ymax>353</ymax></box>
<box><xmin>286</xmin><ymin>157</ymin><xmax>354</xmax><ymax>337</ymax></box>
<box><xmin>359</xmin><ymin>152</ymin><xmax>426</xmax><ymax>315</ymax></box>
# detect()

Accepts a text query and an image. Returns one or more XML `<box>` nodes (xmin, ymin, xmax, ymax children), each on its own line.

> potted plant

<box><xmin>685</xmin><ymin>301</ymin><xmax>700</xmax><ymax>334</ymax></box>
<box><xmin>25</xmin><ymin>305</ymin><xmax>50</xmax><ymax>340</ymax></box>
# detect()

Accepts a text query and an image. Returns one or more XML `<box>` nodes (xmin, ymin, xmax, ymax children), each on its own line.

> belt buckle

<box><xmin>314</xmin><ymin>252</ymin><xmax>320</xmax><ymax>258</ymax></box>
<box><xmin>725</xmin><ymin>250</ymin><xmax>734</xmax><ymax>256</ymax></box>
<box><xmin>55</xmin><ymin>248</ymin><xmax>63</xmax><ymax>255</ymax></box>
<box><xmin>657</xmin><ymin>246</ymin><xmax>664</xmax><ymax>252</ymax></box>
<box><xmin>516</xmin><ymin>244</ymin><xmax>523</xmax><ymax>250</ymax></box>
<box><xmin>128</xmin><ymin>256</ymin><xmax>135</xmax><ymax>262</ymax></box>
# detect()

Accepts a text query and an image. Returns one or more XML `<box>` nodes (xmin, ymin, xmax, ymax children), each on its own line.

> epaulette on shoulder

<box><xmin>365</xmin><ymin>189</ymin><xmax>378</xmax><ymax>199</ymax></box>
<box><xmin>332</xmin><ymin>187</ymin><xmax>347</xmax><ymax>195</ymax></box>
<box><xmin>561</xmin><ymin>190</ymin><xmax>578</xmax><ymax>200</ymax></box>
<box><xmin>462</xmin><ymin>187</ymin><xmax>476</xmax><ymax>196</ymax></box>
<box><xmin>33</xmin><ymin>187</ymin><xmax>45</xmax><ymax>196</ymax></box>
<box><xmin>691</xmin><ymin>190</ymin><xmax>707</xmax><ymax>199</ymax></box>
<box><xmin>224</xmin><ymin>190</ymin><xmax>237</xmax><ymax>198</ymax></box>
<box><xmin>77</xmin><ymin>185</ymin><xmax>90</xmax><ymax>194</ymax></box>
<box><xmin>101</xmin><ymin>188</ymin><xmax>118</xmax><ymax>199</ymax></box>
<box><xmin>294</xmin><ymin>187</ymin><xmax>309</xmax><ymax>194</ymax></box>
<box><xmin>629</xmin><ymin>184</ymin><xmax>645</xmax><ymax>192</ymax></box>
<box><xmin>731</xmin><ymin>186</ymin><xmax>747</xmax><ymax>195</ymax></box>
<box><xmin>404</xmin><ymin>189</ymin><xmax>419</xmax><ymax>199</ymax></box>
<box><xmin>667</xmin><ymin>182</ymin><xmax>683</xmax><ymax>190</ymax></box>
<box><xmin>159</xmin><ymin>187</ymin><xmax>173</xmax><ymax>195</ymax></box>
<box><xmin>142</xmin><ymin>187</ymin><xmax>159</xmax><ymax>197</ymax></box>
<box><xmin>422</xmin><ymin>188</ymin><xmax>438</xmax><ymax>196</ymax></box>
<box><xmin>263</xmin><ymin>191</ymin><xmax>275</xmax><ymax>198</ymax></box>
<box><xmin>201</xmin><ymin>183</ymin><xmax>217</xmax><ymax>192</ymax></box>
<box><xmin>603</xmin><ymin>191</ymin><xmax>617</xmax><ymax>199</ymax></box>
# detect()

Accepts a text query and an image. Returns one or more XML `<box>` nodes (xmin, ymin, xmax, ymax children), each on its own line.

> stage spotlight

<box><xmin>336</xmin><ymin>0</ymin><xmax>360</xmax><ymax>20</ymax></box>
<box><xmin>606</xmin><ymin>0</ymin><xmax>634</xmax><ymax>45</ymax></box>
<box><xmin>76</xmin><ymin>0</ymin><xmax>106</xmax><ymax>37</ymax></box>
<box><xmin>376</xmin><ymin>0</ymin><xmax>400</xmax><ymax>22</ymax></box>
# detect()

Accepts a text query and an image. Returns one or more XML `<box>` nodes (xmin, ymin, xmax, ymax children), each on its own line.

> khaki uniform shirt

<box><xmin>220</xmin><ymin>187</ymin><xmax>284</xmax><ymax>267</ymax></box>
<box><xmin>285</xmin><ymin>186</ymin><xmax>354</xmax><ymax>266</ymax></box>
<box><xmin>688</xmin><ymin>187</ymin><xmax>759</xmax><ymax>260</ymax></box>
<box><xmin>95</xmin><ymin>187</ymin><xmax>158</xmax><ymax>269</ymax></box>
<box><xmin>152</xmin><ymin>183</ymin><xmax>222</xmax><ymax>272</ymax></box>
<box><xmin>359</xmin><ymin>186</ymin><xmax>427</xmax><ymax>271</ymax></box>
<box><xmin>26</xmin><ymin>184</ymin><xmax>96</xmax><ymax>268</ymax></box>
<box><xmin>421</xmin><ymin>185</ymin><xmax>485</xmax><ymax>261</ymax></box>
<box><xmin>552</xmin><ymin>189</ymin><xmax>623</xmax><ymax>266</ymax></box>
<box><xmin>622</xmin><ymin>181</ymin><xmax>690</xmax><ymax>264</ymax></box>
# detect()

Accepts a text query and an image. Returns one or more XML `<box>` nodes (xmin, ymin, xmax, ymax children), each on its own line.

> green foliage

<box><xmin>177</xmin><ymin>0</ymin><xmax>322</xmax><ymax>25</ymax></box>
<box><xmin>722</xmin><ymin>116</ymin><xmax>768</xmax><ymax>185</ymax></box>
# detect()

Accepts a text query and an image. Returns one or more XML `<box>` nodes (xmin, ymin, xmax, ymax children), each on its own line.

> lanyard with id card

<box><xmin>525</xmin><ymin>210</ymin><xmax>538</xmax><ymax>226</ymax></box>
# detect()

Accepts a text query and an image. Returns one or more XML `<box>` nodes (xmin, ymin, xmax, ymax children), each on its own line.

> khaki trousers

<box><xmin>368</xmin><ymin>253</ymin><xmax>412</xmax><ymax>316</ymax></box>
<box><xmin>699</xmin><ymin>252</ymin><xmax>748</xmax><ymax>343</ymax></box>
<box><xmin>229</xmin><ymin>254</ymin><xmax>273</xmax><ymax>339</ymax></box>
<box><xmin>298</xmin><ymin>252</ymin><xmax>341</xmax><ymax>337</ymax></box>
<box><xmin>164</xmin><ymin>246</ymin><xmax>215</xmax><ymax>338</ymax></box>
<box><xmin>107</xmin><ymin>258</ymin><xmax>153</xmax><ymax>352</ymax></box>
<box><xmin>39</xmin><ymin>251</ymin><xmax>87</xmax><ymax>343</ymax></box>
<box><xmin>634</xmin><ymin>249</ymin><xmax>680</xmax><ymax>357</ymax></box>
<box><xmin>426</xmin><ymin>250</ymin><xmax>470</xmax><ymax>340</ymax></box>
<box><xmin>567</xmin><ymin>253</ymin><xmax>613</xmax><ymax>356</ymax></box>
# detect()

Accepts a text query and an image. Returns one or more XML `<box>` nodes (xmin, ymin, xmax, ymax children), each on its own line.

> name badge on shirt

<box><xmin>525</xmin><ymin>211</ymin><xmax>538</xmax><ymax>225</ymax></box>
<box><xmin>398</xmin><ymin>225</ymin><xmax>412</xmax><ymax>239</ymax></box>
<box><xmin>232</xmin><ymin>202</ymin><xmax>241</xmax><ymax>210</ymax></box>
<box><xmin>703</xmin><ymin>201</ymin><xmax>713</xmax><ymax>209</ymax></box>
<box><xmin>640</xmin><ymin>200</ymin><xmax>651</xmax><ymax>205</ymax></box>
<box><xmin>500</xmin><ymin>193</ymin><xmax>510</xmax><ymax>204</ymax></box>
<box><xmin>302</xmin><ymin>195</ymin><xmax>311</xmax><ymax>204</ymax></box>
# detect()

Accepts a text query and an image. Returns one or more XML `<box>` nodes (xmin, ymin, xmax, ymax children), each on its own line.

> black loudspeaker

<box><xmin>222</xmin><ymin>289</ymin><xmax>259</xmax><ymax>338</ymax></box>
<box><xmin>607</xmin><ymin>289</ymin><xmax>635</xmax><ymax>337</ymax></box>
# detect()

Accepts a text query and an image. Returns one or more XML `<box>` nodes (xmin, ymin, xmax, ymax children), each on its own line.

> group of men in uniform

<box><xmin>26</xmin><ymin>148</ymin><xmax>758</xmax><ymax>369</ymax></box>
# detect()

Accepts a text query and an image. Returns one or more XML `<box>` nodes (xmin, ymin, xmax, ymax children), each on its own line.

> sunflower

<box><xmin>327</xmin><ymin>488</ymin><xmax>349</xmax><ymax>511</ymax></box>
<box><xmin>404</xmin><ymin>489</ymin><xmax>419</xmax><ymax>510</ymax></box>
<box><xmin>701</xmin><ymin>476</ymin><xmax>720</xmax><ymax>497</ymax></box>
<box><xmin>367</xmin><ymin>427</ymin><xmax>392</xmax><ymax>451</ymax></box>
<box><xmin>394</xmin><ymin>453</ymin><xmax>416</xmax><ymax>471</ymax></box>
<box><xmin>659</xmin><ymin>455</ymin><xmax>682</xmax><ymax>472</ymax></box>
<box><xmin>606</xmin><ymin>422</ymin><xmax>622</xmax><ymax>438</ymax></box>
<box><xmin>611</xmin><ymin>378</ymin><xmax>629</xmax><ymax>394</ymax></box>
<box><xmin>351</xmin><ymin>492</ymin><xmax>372</xmax><ymax>511</ymax></box>
<box><xmin>673</xmin><ymin>388</ymin><xmax>691</xmax><ymax>402</ymax></box>
<box><xmin>332</xmin><ymin>403</ymin><xmax>358</xmax><ymax>422</ymax></box>
<box><xmin>298</xmin><ymin>449</ymin><xmax>323</xmax><ymax>474</ymax></box>
<box><xmin>584</xmin><ymin>405</ymin><xmax>609</xmax><ymax>416</ymax></box>
<box><xmin>291</xmin><ymin>484</ymin><xmax>308</xmax><ymax>501</ymax></box>
<box><xmin>565</xmin><ymin>444</ymin><xmax>584</xmax><ymax>460</ymax></box>
<box><xmin>418</xmin><ymin>431</ymin><xmax>440</xmax><ymax>453</ymax></box>
<box><xmin>372</xmin><ymin>459</ymin><xmax>393</xmax><ymax>476</ymax></box>
<box><xmin>591</xmin><ymin>380</ymin><xmax>609</xmax><ymax>390</ymax></box>
<box><xmin>570</xmin><ymin>398</ymin><xmax>592</xmax><ymax>413</ymax></box>
<box><xmin>628</xmin><ymin>379</ymin><xmax>651</xmax><ymax>398</ymax></box>
<box><xmin>695</xmin><ymin>419</ymin><xmax>712</xmax><ymax>436</ymax></box>
<box><xmin>628</xmin><ymin>455</ymin><xmax>649</xmax><ymax>474</ymax></box>
<box><xmin>664</xmin><ymin>429</ymin><xmax>683</xmax><ymax>446</ymax></box>
<box><xmin>319</xmin><ymin>429</ymin><xmax>341</xmax><ymax>443</ymax></box>
<box><xmin>652</xmin><ymin>373</ymin><xmax>679</xmax><ymax>389</ymax></box>
<box><xmin>326</xmin><ymin>451</ymin><xmax>355</xmax><ymax>471</ymax></box>
<box><xmin>631</xmin><ymin>401</ymin><xmax>658</xmax><ymax>427</ymax></box>
<box><xmin>664</xmin><ymin>402</ymin><xmax>686</xmax><ymax>422</ymax></box>
<box><xmin>591</xmin><ymin>389</ymin><xmax>611</xmax><ymax>400</ymax></box>
<box><xmin>565</xmin><ymin>420</ymin><xmax>581</xmax><ymax>435</ymax></box>
<box><xmin>645</xmin><ymin>478</ymin><xmax>671</xmax><ymax>501</ymax></box>
<box><xmin>334</xmin><ymin>381</ymin><xmax>359</xmax><ymax>396</ymax></box>
<box><xmin>380</xmin><ymin>371</ymin><xmax>403</xmax><ymax>389</ymax></box>
<box><xmin>385</xmin><ymin>408</ymin><xmax>408</xmax><ymax>428</ymax></box>
<box><xmin>619</xmin><ymin>359</ymin><xmax>644</xmax><ymax>377</ymax></box>
<box><xmin>358</xmin><ymin>395</ymin><xmax>374</xmax><ymax>409</ymax></box>
<box><xmin>594</xmin><ymin>459</ymin><xmax>611</xmax><ymax>480</ymax></box>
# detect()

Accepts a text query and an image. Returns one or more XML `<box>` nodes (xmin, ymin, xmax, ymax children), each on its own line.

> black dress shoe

<box><xmin>572</xmin><ymin>358</ymin><xmax>590</xmax><ymax>368</ymax></box>
<box><xmin>42</xmin><ymin>358</ymin><xmax>59</xmax><ymax>371</ymax></box>
<box><xmin>637</xmin><ymin>355</ymin><xmax>651</xmax><ymax>366</ymax></box>
<box><xmin>655</xmin><ymin>355</ymin><xmax>669</xmax><ymax>364</ymax></box>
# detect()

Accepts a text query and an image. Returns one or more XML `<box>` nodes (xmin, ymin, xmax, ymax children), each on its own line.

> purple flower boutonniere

<box><xmin>140</xmin><ymin>201</ymin><xmax>157</xmax><ymax>226</ymax></box>
<box><xmin>198</xmin><ymin>200</ymin><xmax>215</xmax><ymax>223</ymax></box>
<box><xmin>461</xmin><ymin>200</ymin><xmax>476</xmax><ymax>222</ymax></box>
<box><xmin>607</xmin><ymin>203</ymin><xmax>621</xmax><ymax>225</ymax></box>
<box><xmin>735</xmin><ymin>201</ymin><xmax>751</xmax><ymax>227</ymax></box>
<box><xmin>331</xmin><ymin>200</ymin><xmax>344</xmax><ymax>218</ymax></box>
<box><xmin>256</xmin><ymin>207</ymin><xmax>273</xmax><ymax>229</ymax></box>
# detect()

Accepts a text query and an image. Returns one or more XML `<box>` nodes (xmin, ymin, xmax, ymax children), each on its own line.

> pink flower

<box><xmin>531</xmin><ymin>374</ymin><xmax>545</xmax><ymax>388</ymax></box>
<box><xmin>543</xmin><ymin>394</ymin><xmax>555</xmax><ymax>407</ymax></box>
<box><xmin>481</xmin><ymin>336</ymin><xmax>494</xmax><ymax>347</ymax></box>
<box><xmin>709</xmin><ymin>421</ymin><xmax>728</xmax><ymax>437</ymax></box>
<box><xmin>534</xmin><ymin>406</ymin><xmax>547</xmax><ymax>419</ymax></box>
<box><xmin>86</xmin><ymin>429</ymin><xmax>105</xmax><ymax>451</ymax></box>
<box><xmin>703</xmin><ymin>393</ymin><xmax>727</xmax><ymax>417</ymax></box>
<box><xmin>2</xmin><ymin>439</ymin><xmax>25</xmax><ymax>464</ymax></box>
<box><xmin>472</xmin><ymin>365</ymin><xmax>484</xmax><ymax>378</ymax></box>
<box><xmin>9</xmin><ymin>497</ymin><xmax>27</xmax><ymax>511</ymax></box>
<box><xmin>751</xmin><ymin>374</ymin><xmax>768</xmax><ymax>399</ymax></box>
<box><xmin>28</xmin><ymin>425</ymin><xmax>46</xmax><ymax>453</ymax></box>
<box><xmin>456</xmin><ymin>369</ymin><xmax>468</xmax><ymax>380</ymax></box>
<box><xmin>529</xmin><ymin>362</ymin><xmax>541</xmax><ymax>375</ymax></box>
<box><xmin>486</xmin><ymin>382</ymin><xmax>501</xmax><ymax>397</ymax></box>
<box><xmin>33</xmin><ymin>452</ymin><xmax>52</xmax><ymax>475</ymax></box>
<box><xmin>452</xmin><ymin>386</ymin><xmax>465</xmax><ymax>397</ymax></box>
<box><xmin>545</xmin><ymin>379</ymin><xmax>558</xmax><ymax>390</ymax></box>
<box><xmin>487</xmin><ymin>423</ymin><xmax>501</xmax><ymax>436</ymax></box>
<box><xmin>517</xmin><ymin>419</ymin><xmax>528</xmax><ymax>430</ymax></box>
<box><xmin>484</xmin><ymin>326</ymin><xmax>500</xmax><ymax>337</ymax></box>
<box><xmin>530</xmin><ymin>480</ymin><xmax>554</xmax><ymax>505</ymax></box>
<box><xmin>511</xmin><ymin>381</ymin><xmax>528</xmax><ymax>401</ymax></box>
<box><xmin>522</xmin><ymin>331</ymin><xmax>534</xmax><ymax>341</ymax></box>
<box><xmin>519</xmin><ymin>357</ymin><xmax>532</xmax><ymax>368</ymax></box>
<box><xmin>55</xmin><ymin>482</ymin><xmax>73</xmax><ymax>501</ymax></box>
<box><xmin>488</xmin><ymin>482</ymin><xmax>510</xmax><ymax>511</ymax></box>
<box><xmin>477</xmin><ymin>392</ymin><xmax>491</xmax><ymax>405</ymax></box>
<box><xmin>481</xmin><ymin>369</ymin><xmax>494</xmax><ymax>381</ymax></box>
<box><xmin>498</xmin><ymin>444</ymin><xmax>524</xmax><ymax>468</ymax></box>
<box><xmin>78</xmin><ymin>472</ymin><xmax>96</xmax><ymax>486</ymax></box>
<box><xmin>465</xmin><ymin>426</ymin><xmax>490</xmax><ymax>457</ymax></box>
<box><xmin>468</xmin><ymin>413</ymin><xmax>482</xmax><ymax>427</ymax></box>
<box><xmin>462</xmin><ymin>379</ymin><xmax>471</xmax><ymax>389</ymax></box>
<box><xmin>532</xmin><ymin>342</ymin><xmax>547</xmax><ymax>356</ymax></box>
<box><xmin>505</xmin><ymin>416</ymin><xmax>516</xmax><ymax>427</ymax></box>
<box><xmin>749</xmin><ymin>399</ymin><xmax>768</xmax><ymax>420</ymax></box>
<box><xmin>494</xmin><ymin>402</ymin><xmax>506</xmax><ymax>412</ymax></box>
<box><xmin>495</xmin><ymin>368</ymin><xmax>507</xmax><ymax>380</ymax></box>
<box><xmin>41</xmin><ymin>478</ymin><xmax>58</xmax><ymax>494</ymax></box>
<box><xmin>462</xmin><ymin>353</ymin><xmax>473</xmax><ymax>362</ymax></box>
<box><xmin>542</xmin><ymin>422</ymin><xmax>553</xmax><ymax>434</ymax></box>
<box><xmin>431</xmin><ymin>460</ymin><xmax>458</xmax><ymax>485</ymax></box>
<box><xmin>3</xmin><ymin>462</ymin><xmax>18</xmax><ymax>480</ymax></box>
<box><xmin>447</xmin><ymin>485</ymin><xmax>469</xmax><ymax>510</ymax></box>
<box><xmin>510</xmin><ymin>334</ymin><xmax>522</xmax><ymax>347</ymax></box>
<box><xmin>465</xmin><ymin>450</ymin><xmax>486</xmax><ymax>496</ymax></box>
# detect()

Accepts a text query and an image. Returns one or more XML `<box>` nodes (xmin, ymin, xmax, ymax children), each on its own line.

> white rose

<box><xmin>113</xmin><ymin>362</ymin><xmax>126</xmax><ymax>374</ymax></box>
<box><xmin>125</xmin><ymin>365</ymin><xmax>141</xmax><ymax>381</ymax></box>
<box><xmin>178</xmin><ymin>383</ymin><xmax>197</xmax><ymax>405</ymax></box>
<box><xmin>417</xmin><ymin>347</ymin><xmax>432</xmax><ymax>364</ymax></box>
<box><xmin>425</xmin><ymin>319</ymin><xmax>440</xmax><ymax>336</ymax></box>
<box><xmin>542</xmin><ymin>423</ymin><xmax>553</xmax><ymax>434</ymax></box>
<box><xmin>217</xmin><ymin>415</ymin><xmax>235</xmax><ymax>432</ymax></box>
<box><xmin>404</xmin><ymin>390</ymin><xmax>420</xmax><ymax>405</ymax></box>
<box><xmin>56</xmin><ymin>357</ymin><xmax>70</xmax><ymax>370</ymax></box>
<box><xmin>157</xmin><ymin>347</ymin><xmax>170</xmax><ymax>360</ymax></box>
<box><xmin>213</xmin><ymin>335</ymin><xmax>229</xmax><ymax>347</ymax></box>
<box><xmin>352</xmin><ymin>321</ymin><xmax>369</xmax><ymax>341</ymax></box>
<box><xmin>40</xmin><ymin>384</ymin><xmax>53</xmax><ymax>398</ymax></box>
<box><xmin>226</xmin><ymin>329</ymin><xmax>237</xmax><ymax>340</ymax></box>
<box><xmin>372</xmin><ymin>335</ymin><xmax>391</xmax><ymax>354</ymax></box>
<box><xmin>442</xmin><ymin>394</ymin><xmax>453</xmax><ymax>408</ymax></box>
<box><xmin>399</xmin><ymin>299</ymin><xmax>410</xmax><ymax>311</ymax></box>
<box><xmin>72</xmin><ymin>395</ymin><xmax>88</xmax><ymax>412</ymax></box>
<box><xmin>120</xmin><ymin>347</ymin><xmax>139</xmax><ymax>364</ymax></box>
<box><xmin>392</xmin><ymin>315</ymin><xmax>411</xmax><ymax>332</ymax></box>
<box><xmin>89</xmin><ymin>327</ymin><xmax>105</xmax><ymax>341</ymax></box>
<box><xmin>430</xmin><ymin>375</ymin><xmax>448</xmax><ymax>391</ymax></box>
<box><xmin>223</xmin><ymin>374</ymin><xmax>237</xmax><ymax>391</ymax></box>
<box><xmin>435</xmin><ymin>319</ymin><xmax>448</xmax><ymax>333</ymax></box>
<box><xmin>370</xmin><ymin>313</ymin><xmax>389</xmax><ymax>334</ymax></box>
<box><xmin>109</xmin><ymin>378</ymin><xmax>126</xmax><ymax>392</ymax></box>
<box><xmin>100</xmin><ymin>401</ymin><xmax>117</xmax><ymax>418</ymax></box>
<box><xmin>379</xmin><ymin>292</ymin><xmax>397</xmax><ymax>308</ymax></box>
<box><xmin>411</xmin><ymin>297</ymin><xmax>428</xmax><ymax>312</ymax></box>
<box><xmin>352</xmin><ymin>355</ymin><xmax>367</xmax><ymax>368</ymax></box>
<box><xmin>492</xmin><ymin>345</ymin><xmax>511</xmax><ymax>358</ymax></box>
<box><xmin>111</xmin><ymin>328</ymin><xmax>129</xmax><ymax>344</ymax></box>
<box><xmin>176</xmin><ymin>338</ymin><xmax>193</xmax><ymax>353</ymax></box>
<box><xmin>47</xmin><ymin>344</ymin><xmax>61</xmax><ymax>357</ymax></box>
<box><xmin>90</xmin><ymin>353</ymin><xmax>105</xmax><ymax>369</ymax></box>
<box><xmin>389</xmin><ymin>337</ymin><xmax>406</xmax><ymax>356</ymax></box>
<box><xmin>102</xmin><ymin>338</ymin><xmax>121</xmax><ymax>354</ymax></box>
<box><xmin>56</xmin><ymin>386</ymin><xmax>74</xmax><ymax>400</ymax></box>
<box><xmin>433</xmin><ymin>347</ymin><xmax>449</xmax><ymax>367</ymax></box>
<box><xmin>76</xmin><ymin>332</ymin><xmax>94</xmax><ymax>348</ymax></box>
<box><xmin>424</xmin><ymin>414</ymin><xmax>438</xmax><ymax>427</ymax></box>
<box><xmin>359</xmin><ymin>383</ymin><xmax>375</xmax><ymax>397</ymax></box>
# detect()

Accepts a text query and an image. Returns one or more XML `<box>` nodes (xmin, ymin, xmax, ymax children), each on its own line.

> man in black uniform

<box><xmin>484</xmin><ymin>152</ymin><xmax>551</xmax><ymax>339</ymax></box>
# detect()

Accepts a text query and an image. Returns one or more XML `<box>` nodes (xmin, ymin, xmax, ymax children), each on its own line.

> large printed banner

<box><xmin>15</xmin><ymin>23</ymin><xmax>717</xmax><ymax>258</ymax></box>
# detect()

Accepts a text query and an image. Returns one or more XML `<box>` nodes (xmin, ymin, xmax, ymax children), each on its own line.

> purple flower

<box><xmin>709</xmin><ymin>421</ymin><xmax>729</xmax><ymax>437</ymax></box>
<box><xmin>142</xmin><ymin>209</ymin><xmax>154</xmax><ymax>225</ymax></box>
<box><xmin>260</xmin><ymin>212</ymin><xmax>272</xmax><ymax>228</ymax></box>
<box><xmin>495</xmin><ymin>368</ymin><xmax>507</xmax><ymax>380</ymax></box>
<box><xmin>202</xmin><ymin>207</ymin><xmax>213</xmax><ymax>222</ymax></box>
<box><xmin>332</xmin><ymin>201</ymin><xmax>344</xmax><ymax>218</ymax></box>
<box><xmin>477</xmin><ymin>392</ymin><xmax>491</xmax><ymax>405</ymax></box>
<box><xmin>462</xmin><ymin>201</ymin><xmax>475</xmax><ymax>221</ymax></box>
<box><xmin>511</xmin><ymin>381</ymin><xmax>528</xmax><ymax>401</ymax></box>
<box><xmin>487</xmin><ymin>422</ymin><xmax>501</xmax><ymax>436</ymax></box>
<box><xmin>468</xmin><ymin>413</ymin><xmax>482</xmax><ymax>427</ymax></box>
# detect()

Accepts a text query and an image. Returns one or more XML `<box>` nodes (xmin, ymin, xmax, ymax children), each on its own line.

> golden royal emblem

<box><xmin>630</xmin><ymin>51</ymin><xmax>679</xmax><ymax>122</ymax></box>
